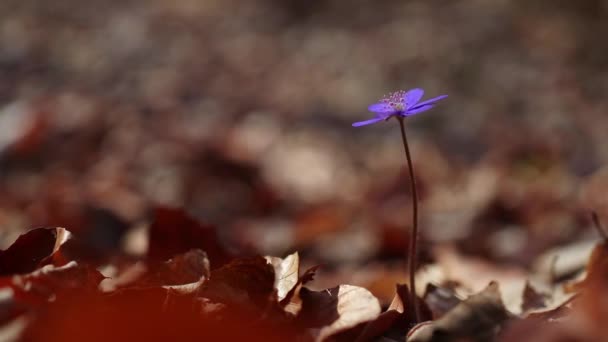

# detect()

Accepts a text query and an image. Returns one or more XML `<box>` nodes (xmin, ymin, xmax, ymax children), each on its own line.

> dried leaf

<box><xmin>23</xmin><ymin>285</ymin><xmax>298</xmax><ymax>342</ymax></box>
<box><xmin>281</xmin><ymin>264</ymin><xmax>321</xmax><ymax>316</ymax></box>
<box><xmin>148</xmin><ymin>207</ymin><xmax>232</xmax><ymax>268</ymax></box>
<box><xmin>497</xmin><ymin>316</ymin><xmax>576</xmax><ymax>342</ymax></box>
<box><xmin>0</xmin><ymin>261</ymin><xmax>103</xmax><ymax>332</ymax></box>
<box><xmin>0</xmin><ymin>227</ymin><xmax>71</xmax><ymax>275</ymax></box>
<box><xmin>138</xmin><ymin>249</ymin><xmax>210</xmax><ymax>287</ymax></box>
<box><xmin>0</xmin><ymin>260</ymin><xmax>104</xmax><ymax>323</ymax></box>
<box><xmin>521</xmin><ymin>281</ymin><xmax>547</xmax><ymax>313</ymax></box>
<box><xmin>433</xmin><ymin>245</ymin><xmax>528</xmax><ymax>314</ymax></box>
<box><xmin>355</xmin><ymin>284</ymin><xmax>409</xmax><ymax>342</ymax></box>
<box><xmin>356</xmin><ymin>284</ymin><xmax>433</xmax><ymax>341</ymax></box>
<box><xmin>573</xmin><ymin>240</ymin><xmax>608</xmax><ymax>338</ymax></box>
<box><xmin>199</xmin><ymin>256</ymin><xmax>275</xmax><ymax>309</ymax></box>
<box><xmin>533</xmin><ymin>239</ymin><xmax>596</xmax><ymax>284</ymax></box>
<box><xmin>265</xmin><ymin>252</ymin><xmax>299</xmax><ymax>301</ymax></box>
<box><xmin>7</xmin><ymin>261</ymin><xmax>104</xmax><ymax>296</ymax></box>
<box><xmin>98</xmin><ymin>262</ymin><xmax>148</xmax><ymax>292</ymax></box>
<box><xmin>408</xmin><ymin>282</ymin><xmax>511</xmax><ymax>342</ymax></box>
<box><xmin>423</xmin><ymin>283</ymin><xmax>462</xmax><ymax>319</ymax></box>
<box><xmin>298</xmin><ymin>284</ymin><xmax>381</xmax><ymax>342</ymax></box>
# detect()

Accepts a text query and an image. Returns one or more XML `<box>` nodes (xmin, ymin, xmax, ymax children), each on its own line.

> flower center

<box><xmin>380</xmin><ymin>90</ymin><xmax>407</xmax><ymax>111</ymax></box>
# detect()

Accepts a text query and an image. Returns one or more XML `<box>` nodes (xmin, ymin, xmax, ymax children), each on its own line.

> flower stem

<box><xmin>397</xmin><ymin>117</ymin><xmax>421</xmax><ymax>323</ymax></box>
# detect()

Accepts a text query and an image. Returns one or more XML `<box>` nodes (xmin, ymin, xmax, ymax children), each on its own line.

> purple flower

<box><xmin>352</xmin><ymin>88</ymin><xmax>448</xmax><ymax>127</ymax></box>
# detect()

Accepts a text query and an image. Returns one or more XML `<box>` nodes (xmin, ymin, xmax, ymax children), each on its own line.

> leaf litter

<box><xmin>0</xmin><ymin>205</ymin><xmax>600</xmax><ymax>342</ymax></box>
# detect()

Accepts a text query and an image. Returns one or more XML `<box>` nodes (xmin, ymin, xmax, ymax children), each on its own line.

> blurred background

<box><xmin>1</xmin><ymin>0</ymin><xmax>608</xmax><ymax>300</ymax></box>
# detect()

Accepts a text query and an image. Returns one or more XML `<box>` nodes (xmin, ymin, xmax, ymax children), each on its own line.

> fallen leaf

<box><xmin>533</xmin><ymin>239</ymin><xmax>596</xmax><ymax>284</ymax></box>
<box><xmin>423</xmin><ymin>283</ymin><xmax>462</xmax><ymax>319</ymax></box>
<box><xmin>0</xmin><ymin>260</ymin><xmax>104</xmax><ymax>322</ymax></box>
<box><xmin>199</xmin><ymin>256</ymin><xmax>275</xmax><ymax>309</ymax></box>
<box><xmin>355</xmin><ymin>284</ymin><xmax>413</xmax><ymax>342</ymax></box>
<box><xmin>265</xmin><ymin>252</ymin><xmax>299</xmax><ymax>301</ymax></box>
<box><xmin>298</xmin><ymin>284</ymin><xmax>381</xmax><ymax>341</ymax></box>
<box><xmin>521</xmin><ymin>281</ymin><xmax>547</xmax><ymax>313</ymax></box>
<box><xmin>147</xmin><ymin>207</ymin><xmax>232</xmax><ymax>268</ymax></box>
<box><xmin>0</xmin><ymin>228</ymin><xmax>71</xmax><ymax>275</ymax></box>
<box><xmin>571</xmin><ymin>239</ymin><xmax>608</xmax><ymax>339</ymax></box>
<box><xmin>433</xmin><ymin>245</ymin><xmax>528</xmax><ymax>314</ymax></box>
<box><xmin>281</xmin><ymin>264</ymin><xmax>321</xmax><ymax>316</ymax></box>
<box><xmin>98</xmin><ymin>262</ymin><xmax>148</xmax><ymax>292</ymax></box>
<box><xmin>138</xmin><ymin>249</ymin><xmax>210</xmax><ymax>287</ymax></box>
<box><xmin>22</xmin><ymin>285</ymin><xmax>299</xmax><ymax>342</ymax></box>
<box><xmin>407</xmin><ymin>282</ymin><xmax>511</xmax><ymax>342</ymax></box>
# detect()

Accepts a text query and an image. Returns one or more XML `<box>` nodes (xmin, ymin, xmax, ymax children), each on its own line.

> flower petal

<box><xmin>352</xmin><ymin>117</ymin><xmax>384</xmax><ymax>127</ymax></box>
<box><xmin>403</xmin><ymin>88</ymin><xmax>424</xmax><ymax>108</ymax></box>
<box><xmin>405</xmin><ymin>104</ymin><xmax>434</xmax><ymax>116</ymax></box>
<box><xmin>368</xmin><ymin>103</ymin><xmax>396</xmax><ymax>114</ymax></box>
<box><xmin>410</xmin><ymin>94</ymin><xmax>448</xmax><ymax>109</ymax></box>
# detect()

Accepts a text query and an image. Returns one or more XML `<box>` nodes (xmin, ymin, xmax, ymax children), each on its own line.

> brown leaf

<box><xmin>423</xmin><ymin>283</ymin><xmax>462</xmax><ymax>319</ymax></box>
<box><xmin>281</xmin><ymin>264</ymin><xmax>321</xmax><ymax>316</ymax></box>
<box><xmin>408</xmin><ymin>282</ymin><xmax>511</xmax><ymax>342</ymax></box>
<box><xmin>533</xmin><ymin>239</ymin><xmax>595</xmax><ymax>284</ymax></box>
<box><xmin>98</xmin><ymin>262</ymin><xmax>148</xmax><ymax>293</ymax></box>
<box><xmin>0</xmin><ymin>227</ymin><xmax>71</xmax><ymax>275</ymax></box>
<box><xmin>298</xmin><ymin>284</ymin><xmax>381</xmax><ymax>342</ymax></box>
<box><xmin>265</xmin><ymin>252</ymin><xmax>299</xmax><ymax>301</ymax></box>
<box><xmin>521</xmin><ymin>281</ymin><xmax>547</xmax><ymax>313</ymax></box>
<box><xmin>199</xmin><ymin>256</ymin><xmax>275</xmax><ymax>309</ymax></box>
<box><xmin>22</xmin><ymin>285</ymin><xmax>299</xmax><ymax>342</ymax></box>
<box><xmin>499</xmin><ymin>293</ymin><xmax>576</xmax><ymax>342</ymax></box>
<box><xmin>147</xmin><ymin>207</ymin><xmax>233</xmax><ymax>268</ymax></box>
<box><xmin>355</xmin><ymin>284</ymin><xmax>433</xmax><ymax>342</ymax></box>
<box><xmin>355</xmin><ymin>284</ymin><xmax>409</xmax><ymax>342</ymax></box>
<box><xmin>497</xmin><ymin>316</ymin><xmax>576</xmax><ymax>342</ymax></box>
<box><xmin>0</xmin><ymin>261</ymin><xmax>104</xmax><ymax>322</ymax></box>
<box><xmin>137</xmin><ymin>249</ymin><xmax>210</xmax><ymax>287</ymax></box>
<box><xmin>433</xmin><ymin>245</ymin><xmax>528</xmax><ymax>314</ymax></box>
<box><xmin>573</xmin><ymin>239</ymin><xmax>608</xmax><ymax>339</ymax></box>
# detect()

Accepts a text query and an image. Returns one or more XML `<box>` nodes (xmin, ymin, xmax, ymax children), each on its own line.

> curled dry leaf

<box><xmin>355</xmin><ymin>284</ymin><xmax>409</xmax><ymax>342</ymax></box>
<box><xmin>0</xmin><ymin>260</ymin><xmax>104</xmax><ymax>319</ymax></box>
<box><xmin>433</xmin><ymin>245</ymin><xmax>528</xmax><ymax>314</ymax></box>
<box><xmin>298</xmin><ymin>284</ymin><xmax>381</xmax><ymax>342</ymax></box>
<box><xmin>98</xmin><ymin>262</ymin><xmax>148</xmax><ymax>293</ymax></box>
<box><xmin>408</xmin><ymin>282</ymin><xmax>511</xmax><ymax>342</ymax></box>
<box><xmin>520</xmin><ymin>281</ymin><xmax>547</xmax><ymax>313</ymax></box>
<box><xmin>147</xmin><ymin>207</ymin><xmax>232</xmax><ymax>268</ymax></box>
<box><xmin>23</xmin><ymin>284</ymin><xmax>297</xmax><ymax>342</ymax></box>
<box><xmin>533</xmin><ymin>239</ymin><xmax>596</xmax><ymax>284</ymax></box>
<box><xmin>281</xmin><ymin>264</ymin><xmax>321</xmax><ymax>316</ymax></box>
<box><xmin>199</xmin><ymin>256</ymin><xmax>275</xmax><ymax>309</ymax></box>
<box><xmin>423</xmin><ymin>283</ymin><xmax>462</xmax><ymax>319</ymax></box>
<box><xmin>0</xmin><ymin>227</ymin><xmax>71</xmax><ymax>276</ymax></box>
<box><xmin>265</xmin><ymin>252</ymin><xmax>299</xmax><ymax>301</ymax></box>
<box><xmin>356</xmin><ymin>284</ymin><xmax>434</xmax><ymax>341</ymax></box>
<box><xmin>0</xmin><ymin>260</ymin><xmax>102</xmax><ymax>333</ymax></box>
<box><xmin>574</xmin><ymin>239</ymin><xmax>608</xmax><ymax>339</ymax></box>
<box><xmin>138</xmin><ymin>249</ymin><xmax>210</xmax><ymax>287</ymax></box>
<box><xmin>499</xmin><ymin>287</ymin><xmax>576</xmax><ymax>342</ymax></box>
